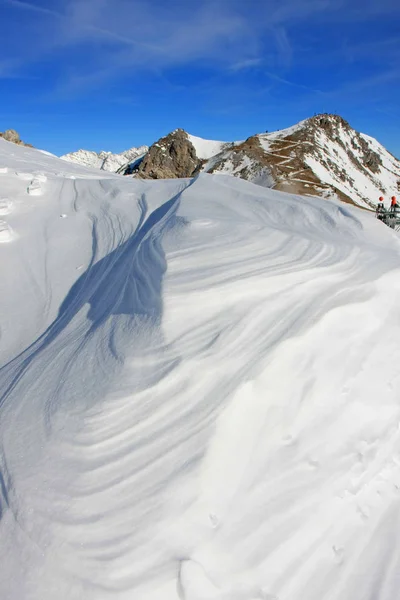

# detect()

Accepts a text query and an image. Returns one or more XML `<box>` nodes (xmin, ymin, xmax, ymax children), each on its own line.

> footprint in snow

<box><xmin>0</xmin><ymin>220</ymin><xmax>15</xmax><ymax>243</ymax></box>
<box><xmin>27</xmin><ymin>179</ymin><xmax>43</xmax><ymax>196</ymax></box>
<box><xmin>0</xmin><ymin>198</ymin><xmax>13</xmax><ymax>216</ymax></box>
<box><xmin>332</xmin><ymin>545</ymin><xmax>345</xmax><ymax>564</ymax></box>
<box><xmin>208</xmin><ymin>513</ymin><xmax>219</xmax><ymax>528</ymax></box>
<box><xmin>306</xmin><ymin>456</ymin><xmax>320</xmax><ymax>469</ymax></box>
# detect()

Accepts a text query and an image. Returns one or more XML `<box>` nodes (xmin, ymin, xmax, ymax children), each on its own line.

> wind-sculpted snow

<box><xmin>2</xmin><ymin>139</ymin><xmax>400</xmax><ymax>600</ymax></box>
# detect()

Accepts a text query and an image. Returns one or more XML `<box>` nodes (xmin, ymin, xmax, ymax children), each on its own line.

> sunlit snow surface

<box><xmin>2</xmin><ymin>138</ymin><xmax>400</xmax><ymax>600</ymax></box>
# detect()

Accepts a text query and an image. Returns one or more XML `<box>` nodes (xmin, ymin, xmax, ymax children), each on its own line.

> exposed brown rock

<box><xmin>2</xmin><ymin>129</ymin><xmax>20</xmax><ymax>143</ymax></box>
<box><xmin>135</xmin><ymin>129</ymin><xmax>199</xmax><ymax>179</ymax></box>
<box><xmin>0</xmin><ymin>129</ymin><xmax>32</xmax><ymax>147</ymax></box>
<box><xmin>202</xmin><ymin>135</ymin><xmax>273</xmax><ymax>183</ymax></box>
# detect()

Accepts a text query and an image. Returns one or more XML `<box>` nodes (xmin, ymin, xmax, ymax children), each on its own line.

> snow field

<box><xmin>0</xmin><ymin>219</ymin><xmax>15</xmax><ymax>242</ymax></box>
<box><xmin>303</xmin><ymin>129</ymin><xmax>394</xmax><ymax>210</ymax></box>
<box><xmin>0</xmin><ymin>197</ymin><xmax>13</xmax><ymax>215</ymax></box>
<box><xmin>1</xmin><ymin>138</ymin><xmax>400</xmax><ymax>600</ymax></box>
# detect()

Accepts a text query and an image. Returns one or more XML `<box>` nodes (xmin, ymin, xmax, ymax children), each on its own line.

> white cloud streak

<box><xmin>4</xmin><ymin>0</ymin><xmax>62</xmax><ymax>17</ymax></box>
<box><xmin>2</xmin><ymin>0</ymin><xmax>399</xmax><ymax>96</ymax></box>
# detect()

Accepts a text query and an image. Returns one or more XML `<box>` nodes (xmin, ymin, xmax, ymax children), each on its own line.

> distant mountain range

<box><xmin>58</xmin><ymin>114</ymin><xmax>400</xmax><ymax>208</ymax></box>
<box><xmin>61</xmin><ymin>146</ymin><xmax>148</xmax><ymax>174</ymax></box>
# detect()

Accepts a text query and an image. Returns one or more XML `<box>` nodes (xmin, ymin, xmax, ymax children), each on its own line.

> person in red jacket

<box><xmin>388</xmin><ymin>196</ymin><xmax>399</xmax><ymax>228</ymax></box>
<box><xmin>376</xmin><ymin>196</ymin><xmax>385</xmax><ymax>220</ymax></box>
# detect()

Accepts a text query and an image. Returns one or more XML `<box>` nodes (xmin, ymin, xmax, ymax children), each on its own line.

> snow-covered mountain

<box><xmin>58</xmin><ymin>115</ymin><xmax>400</xmax><ymax>208</ymax></box>
<box><xmin>3</xmin><ymin>134</ymin><xmax>400</xmax><ymax>600</ymax></box>
<box><xmin>129</xmin><ymin>115</ymin><xmax>400</xmax><ymax>209</ymax></box>
<box><xmin>202</xmin><ymin>114</ymin><xmax>400</xmax><ymax>209</ymax></box>
<box><xmin>61</xmin><ymin>145</ymin><xmax>148</xmax><ymax>173</ymax></box>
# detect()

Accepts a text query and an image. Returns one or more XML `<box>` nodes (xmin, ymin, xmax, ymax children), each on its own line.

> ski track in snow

<box><xmin>2</xmin><ymin>138</ymin><xmax>400</xmax><ymax>599</ymax></box>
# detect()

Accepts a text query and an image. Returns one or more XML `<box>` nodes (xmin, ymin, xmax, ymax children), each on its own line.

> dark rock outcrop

<box><xmin>134</xmin><ymin>129</ymin><xmax>200</xmax><ymax>179</ymax></box>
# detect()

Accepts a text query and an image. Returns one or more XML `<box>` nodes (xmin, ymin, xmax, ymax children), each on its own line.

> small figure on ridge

<box><xmin>376</xmin><ymin>196</ymin><xmax>386</xmax><ymax>221</ymax></box>
<box><xmin>388</xmin><ymin>196</ymin><xmax>399</xmax><ymax>228</ymax></box>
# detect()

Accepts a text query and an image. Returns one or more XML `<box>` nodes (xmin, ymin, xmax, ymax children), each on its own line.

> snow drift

<box><xmin>1</xmin><ymin>137</ymin><xmax>400</xmax><ymax>600</ymax></box>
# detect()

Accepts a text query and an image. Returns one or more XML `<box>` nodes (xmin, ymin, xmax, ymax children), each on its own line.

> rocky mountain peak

<box><xmin>302</xmin><ymin>113</ymin><xmax>382</xmax><ymax>175</ymax></box>
<box><xmin>308</xmin><ymin>113</ymin><xmax>351</xmax><ymax>132</ymax></box>
<box><xmin>173</xmin><ymin>115</ymin><xmax>397</xmax><ymax>208</ymax></box>
<box><xmin>133</xmin><ymin>129</ymin><xmax>199</xmax><ymax>179</ymax></box>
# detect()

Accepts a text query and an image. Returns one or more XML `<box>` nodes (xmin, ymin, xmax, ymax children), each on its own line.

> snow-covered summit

<box><xmin>61</xmin><ymin>145</ymin><xmax>148</xmax><ymax>173</ymax></box>
<box><xmin>201</xmin><ymin>114</ymin><xmax>400</xmax><ymax>208</ymax></box>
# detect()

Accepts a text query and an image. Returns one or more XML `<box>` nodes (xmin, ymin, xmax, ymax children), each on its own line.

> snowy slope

<box><xmin>187</xmin><ymin>133</ymin><xmax>232</xmax><ymax>159</ymax></box>
<box><xmin>302</xmin><ymin>122</ymin><xmax>400</xmax><ymax>208</ymax></box>
<box><xmin>2</xmin><ymin>138</ymin><xmax>400</xmax><ymax>600</ymax></box>
<box><xmin>61</xmin><ymin>145</ymin><xmax>148</xmax><ymax>173</ymax></box>
<box><xmin>258</xmin><ymin>119</ymin><xmax>309</xmax><ymax>146</ymax></box>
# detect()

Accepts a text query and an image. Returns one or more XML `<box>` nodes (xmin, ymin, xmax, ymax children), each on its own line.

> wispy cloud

<box><xmin>375</xmin><ymin>107</ymin><xmax>400</xmax><ymax>121</ymax></box>
<box><xmin>4</xmin><ymin>0</ymin><xmax>62</xmax><ymax>17</ymax></box>
<box><xmin>328</xmin><ymin>68</ymin><xmax>400</xmax><ymax>97</ymax></box>
<box><xmin>230</xmin><ymin>58</ymin><xmax>264</xmax><ymax>72</ymax></box>
<box><xmin>272</xmin><ymin>27</ymin><xmax>292</xmax><ymax>68</ymax></box>
<box><xmin>265</xmin><ymin>71</ymin><xmax>325</xmax><ymax>95</ymax></box>
<box><xmin>52</xmin><ymin>0</ymin><xmax>264</xmax><ymax>92</ymax></box>
<box><xmin>1</xmin><ymin>0</ymin><xmax>283</xmax><ymax>91</ymax></box>
<box><xmin>2</xmin><ymin>0</ymin><xmax>400</xmax><ymax>102</ymax></box>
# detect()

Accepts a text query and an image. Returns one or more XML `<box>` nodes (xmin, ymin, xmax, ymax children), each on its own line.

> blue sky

<box><xmin>2</xmin><ymin>0</ymin><xmax>400</xmax><ymax>156</ymax></box>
